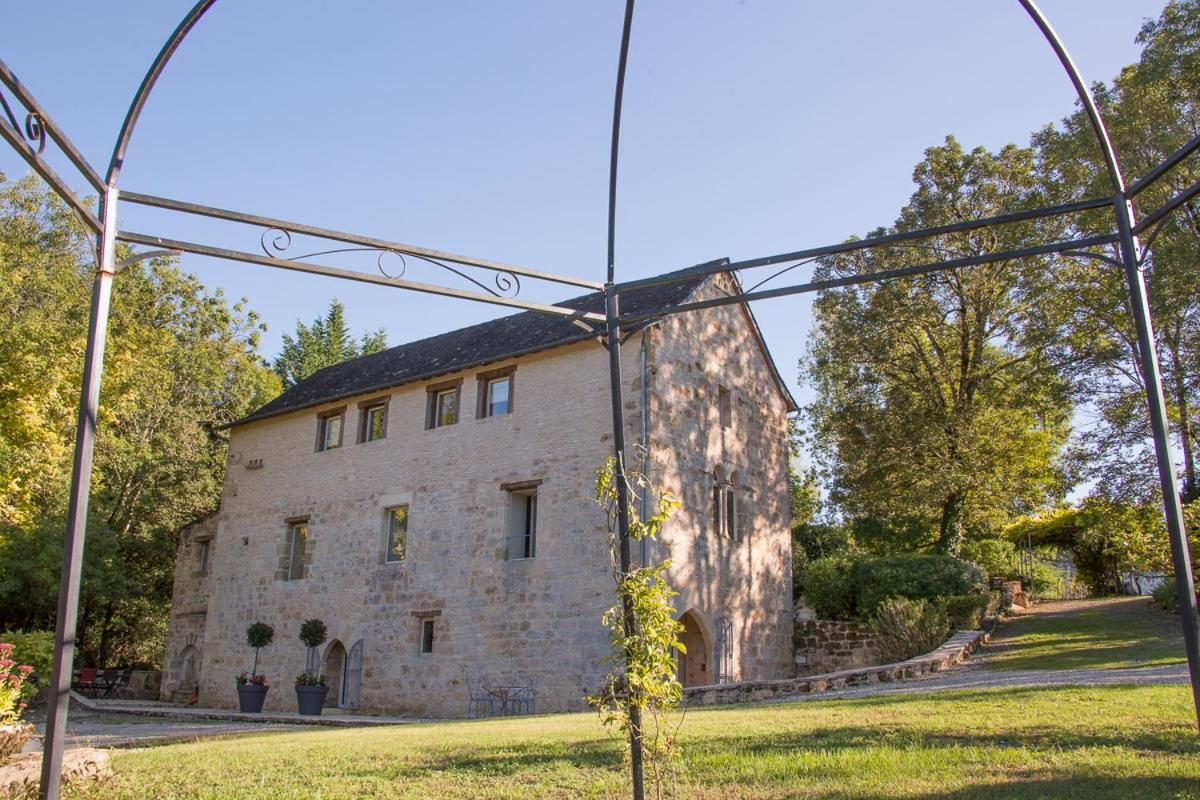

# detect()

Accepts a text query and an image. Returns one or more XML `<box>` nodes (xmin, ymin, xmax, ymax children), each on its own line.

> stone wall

<box><xmin>165</xmin><ymin>272</ymin><xmax>796</xmax><ymax>716</ymax></box>
<box><xmin>793</xmin><ymin>619</ymin><xmax>881</xmax><ymax>676</ymax></box>
<box><xmin>160</xmin><ymin>514</ymin><xmax>216</xmax><ymax>702</ymax></box>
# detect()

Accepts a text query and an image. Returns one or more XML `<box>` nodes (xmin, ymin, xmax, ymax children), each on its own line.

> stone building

<box><xmin>161</xmin><ymin>264</ymin><xmax>796</xmax><ymax>717</ymax></box>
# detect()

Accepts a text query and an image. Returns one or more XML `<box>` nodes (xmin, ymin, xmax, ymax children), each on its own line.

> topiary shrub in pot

<box><xmin>236</xmin><ymin>621</ymin><xmax>274</xmax><ymax>713</ymax></box>
<box><xmin>296</xmin><ymin>619</ymin><xmax>329</xmax><ymax>715</ymax></box>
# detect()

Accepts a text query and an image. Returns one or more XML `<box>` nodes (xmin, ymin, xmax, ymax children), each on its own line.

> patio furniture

<box><xmin>72</xmin><ymin>667</ymin><xmax>100</xmax><ymax>697</ymax></box>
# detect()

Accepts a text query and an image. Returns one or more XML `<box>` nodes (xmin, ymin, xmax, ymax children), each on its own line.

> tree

<box><xmin>271</xmin><ymin>298</ymin><xmax>387</xmax><ymax>387</ymax></box>
<box><xmin>804</xmin><ymin>138</ymin><xmax>1074</xmax><ymax>556</ymax></box>
<box><xmin>1034</xmin><ymin>0</ymin><xmax>1200</xmax><ymax>502</ymax></box>
<box><xmin>0</xmin><ymin>172</ymin><xmax>280</xmax><ymax>665</ymax></box>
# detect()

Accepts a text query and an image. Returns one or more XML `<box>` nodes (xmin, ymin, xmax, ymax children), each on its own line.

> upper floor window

<box><xmin>718</xmin><ymin>386</ymin><xmax>732</xmax><ymax>429</ymax></box>
<box><xmin>196</xmin><ymin>538</ymin><xmax>211</xmax><ymax>575</ymax></box>
<box><xmin>712</xmin><ymin>470</ymin><xmax>738</xmax><ymax>540</ymax></box>
<box><xmin>503</xmin><ymin>481</ymin><xmax>540</xmax><ymax>560</ymax></box>
<box><xmin>384</xmin><ymin>505</ymin><xmax>408</xmax><ymax>563</ymax></box>
<box><xmin>420</xmin><ymin>618</ymin><xmax>436</xmax><ymax>654</ymax></box>
<box><xmin>477</xmin><ymin>366</ymin><xmax>516</xmax><ymax>418</ymax></box>
<box><xmin>359</xmin><ymin>400</ymin><xmax>388</xmax><ymax>443</ymax></box>
<box><xmin>317</xmin><ymin>410</ymin><xmax>344</xmax><ymax>451</ymax></box>
<box><xmin>284</xmin><ymin>519</ymin><xmax>309</xmax><ymax>580</ymax></box>
<box><xmin>426</xmin><ymin>381</ymin><xmax>462</xmax><ymax>429</ymax></box>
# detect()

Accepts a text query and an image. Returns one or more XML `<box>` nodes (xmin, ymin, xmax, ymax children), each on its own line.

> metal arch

<box><xmin>106</xmin><ymin>0</ymin><xmax>218</xmax><ymax>187</ymax></box>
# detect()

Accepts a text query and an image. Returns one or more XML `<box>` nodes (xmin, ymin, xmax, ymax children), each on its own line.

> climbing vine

<box><xmin>590</xmin><ymin>454</ymin><xmax>685</xmax><ymax>799</ymax></box>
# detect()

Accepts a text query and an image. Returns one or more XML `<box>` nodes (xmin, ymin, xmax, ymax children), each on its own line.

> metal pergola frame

<box><xmin>2</xmin><ymin>2</ymin><xmax>1198</xmax><ymax>799</ymax></box>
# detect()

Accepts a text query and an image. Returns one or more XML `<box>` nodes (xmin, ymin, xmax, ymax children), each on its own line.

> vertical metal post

<box><xmin>605</xmin><ymin>285</ymin><xmax>645</xmax><ymax>800</ymax></box>
<box><xmin>1113</xmin><ymin>194</ymin><xmax>1200</xmax><ymax>729</ymax></box>
<box><xmin>39</xmin><ymin>187</ymin><xmax>119</xmax><ymax>800</ymax></box>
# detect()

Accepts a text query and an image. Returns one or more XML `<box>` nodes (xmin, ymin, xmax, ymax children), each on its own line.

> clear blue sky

<box><xmin>2</xmin><ymin>1</ymin><xmax>1166</xmax><ymax>426</ymax></box>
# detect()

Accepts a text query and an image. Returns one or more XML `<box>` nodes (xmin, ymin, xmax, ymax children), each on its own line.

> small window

<box><xmin>285</xmin><ymin>520</ymin><xmax>308</xmax><ymax>580</ymax></box>
<box><xmin>197</xmin><ymin>539</ymin><xmax>210</xmax><ymax>575</ymax></box>
<box><xmin>420</xmin><ymin>619</ymin><xmax>435</xmax><ymax>654</ymax></box>
<box><xmin>426</xmin><ymin>383</ymin><xmax>461</xmax><ymax>429</ymax></box>
<box><xmin>317</xmin><ymin>411</ymin><xmax>344</xmax><ymax>451</ymax></box>
<box><xmin>385</xmin><ymin>505</ymin><xmax>408</xmax><ymax>563</ymax></box>
<box><xmin>718</xmin><ymin>386</ymin><xmax>732</xmax><ymax>429</ymax></box>
<box><xmin>360</xmin><ymin>402</ymin><xmax>388</xmax><ymax>443</ymax></box>
<box><xmin>506</xmin><ymin>488</ymin><xmax>538</xmax><ymax>560</ymax></box>
<box><xmin>485</xmin><ymin>377</ymin><xmax>511</xmax><ymax>417</ymax></box>
<box><xmin>712</xmin><ymin>477</ymin><xmax>737</xmax><ymax>539</ymax></box>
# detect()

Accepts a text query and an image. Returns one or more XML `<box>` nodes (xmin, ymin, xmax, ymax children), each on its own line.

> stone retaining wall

<box><xmin>685</xmin><ymin>627</ymin><xmax>989</xmax><ymax>707</ymax></box>
<box><xmin>793</xmin><ymin>619</ymin><xmax>881</xmax><ymax>676</ymax></box>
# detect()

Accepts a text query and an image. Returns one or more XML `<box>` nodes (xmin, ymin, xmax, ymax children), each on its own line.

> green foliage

<box><xmin>943</xmin><ymin>594</ymin><xmax>991</xmax><ymax>630</ymax></box>
<box><xmin>803</xmin><ymin>137</ymin><xmax>1074</xmax><ymax>557</ymax></box>
<box><xmin>294</xmin><ymin>672</ymin><xmax>326</xmax><ymax>687</ymax></box>
<box><xmin>0</xmin><ymin>642</ymin><xmax>33</xmax><ymax>723</ymax></box>
<box><xmin>591</xmin><ymin>456</ymin><xmax>684</xmax><ymax>800</ymax></box>
<box><xmin>959</xmin><ymin>538</ymin><xmax>1017</xmax><ymax>581</ymax></box>
<box><xmin>854</xmin><ymin>554</ymin><xmax>987</xmax><ymax>619</ymax></box>
<box><xmin>798</xmin><ymin>556</ymin><xmax>857</xmax><ymax>620</ymax></box>
<box><xmin>1152</xmin><ymin>582</ymin><xmax>1183</xmax><ymax>614</ymax></box>
<box><xmin>246</xmin><ymin>622</ymin><xmax>274</xmax><ymax>678</ymax></box>
<box><xmin>298</xmin><ymin>618</ymin><xmax>328</xmax><ymax>649</ymax></box>
<box><xmin>272</xmin><ymin>298</ymin><xmax>387</xmax><ymax>388</ymax></box>
<box><xmin>0</xmin><ymin>174</ymin><xmax>279</xmax><ymax>667</ymax></box>
<box><xmin>868</xmin><ymin>597</ymin><xmax>950</xmax><ymax>663</ymax></box>
<box><xmin>1</xmin><ymin>630</ymin><xmax>54</xmax><ymax>691</ymax></box>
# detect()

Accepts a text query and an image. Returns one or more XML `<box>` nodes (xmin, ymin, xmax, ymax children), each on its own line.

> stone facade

<box><xmin>164</xmin><ymin>273</ymin><xmax>795</xmax><ymax>716</ymax></box>
<box><xmin>161</xmin><ymin>513</ymin><xmax>216</xmax><ymax>703</ymax></box>
<box><xmin>792</xmin><ymin>619</ymin><xmax>881</xmax><ymax>677</ymax></box>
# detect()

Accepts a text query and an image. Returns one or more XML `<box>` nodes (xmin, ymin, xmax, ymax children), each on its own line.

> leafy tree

<box><xmin>271</xmin><ymin>298</ymin><xmax>387</xmax><ymax>387</ymax></box>
<box><xmin>1034</xmin><ymin>0</ymin><xmax>1200</xmax><ymax>502</ymax></box>
<box><xmin>804</xmin><ymin>138</ymin><xmax>1074</xmax><ymax>556</ymax></box>
<box><xmin>0</xmin><ymin>172</ymin><xmax>279</xmax><ymax>666</ymax></box>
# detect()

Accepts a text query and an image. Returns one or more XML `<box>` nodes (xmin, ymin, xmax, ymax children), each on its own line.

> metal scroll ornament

<box><xmin>0</xmin><ymin>89</ymin><xmax>46</xmax><ymax>154</ymax></box>
<box><xmin>258</xmin><ymin>226</ymin><xmax>520</xmax><ymax>298</ymax></box>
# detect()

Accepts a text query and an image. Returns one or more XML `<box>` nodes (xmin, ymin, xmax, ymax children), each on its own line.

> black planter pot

<box><xmin>295</xmin><ymin>684</ymin><xmax>330</xmax><ymax>716</ymax></box>
<box><xmin>237</xmin><ymin>683</ymin><xmax>269</xmax><ymax>713</ymax></box>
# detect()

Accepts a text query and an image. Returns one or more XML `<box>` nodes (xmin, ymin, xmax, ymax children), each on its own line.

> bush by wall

<box><xmin>799</xmin><ymin>556</ymin><xmax>857</xmax><ymax>620</ymax></box>
<box><xmin>854</xmin><ymin>554</ymin><xmax>987</xmax><ymax>618</ymax></box>
<box><xmin>943</xmin><ymin>593</ymin><xmax>992</xmax><ymax>630</ymax></box>
<box><xmin>1</xmin><ymin>630</ymin><xmax>53</xmax><ymax>695</ymax></box>
<box><xmin>869</xmin><ymin>597</ymin><xmax>950</xmax><ymax>662</ymax></box>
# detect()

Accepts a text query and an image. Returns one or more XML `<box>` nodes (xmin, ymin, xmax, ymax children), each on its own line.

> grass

<box><xmin>983</xmin><ymin>596</ymin><xmax>1187</xmax><ymax>672</ymax></box>
<box><xmin>79</xmin><ymin>684</ymin><xmax>1200</xmax><ymax>799</ymax></box>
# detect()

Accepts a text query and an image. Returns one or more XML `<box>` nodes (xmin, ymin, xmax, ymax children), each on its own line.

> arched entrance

<box><xmin>323</xmin><ymin>640</ymin><xmax>346</xmax><ymax>709</ymax></box>
<box><xmin>677</xmin><ymin>611</ymin><xmax>710</xmax><ymax>688</ymax></box>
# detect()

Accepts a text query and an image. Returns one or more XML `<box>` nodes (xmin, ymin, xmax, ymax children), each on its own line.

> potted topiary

<box><xmin>236</xmin><ymin>621</ymin><xmax>274</xmax><ymax>713</ymax></box>
<box><xmin>295</xmin><ymin>618</ymin><xmax>329</xmax><ymax>715</ymax></box>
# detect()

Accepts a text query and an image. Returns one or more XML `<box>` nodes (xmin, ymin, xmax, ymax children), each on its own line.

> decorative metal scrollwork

<box><xmin>257</xmin><ymin>226</ymin><xmax>520</xmax><ymax>299</ymax></box>
<box><xmin>0</xmin><ymin>89</ymin><xmax>46</xmax><ymax>154</ymax></box>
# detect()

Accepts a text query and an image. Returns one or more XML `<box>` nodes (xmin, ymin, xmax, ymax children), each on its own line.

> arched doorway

<box><xmin>323</xmin><ymin>640</ymin><xmax>346</xmax><ymax>709</ymax></box>
<box><xmin>677</xmin><ymin>611</ymin><xmax>710</xmax><ymax>688</ymax></box>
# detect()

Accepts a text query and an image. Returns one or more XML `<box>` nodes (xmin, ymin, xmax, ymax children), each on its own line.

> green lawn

<box><xmin>83</xmin><ymin>684</ymin><xmax>1200</xmax><ymax>799</ymax></box>
<box><xmin>983</xmin><ymin>597</ymin><xmax>1187</xmax><ymax>672</ymax></box>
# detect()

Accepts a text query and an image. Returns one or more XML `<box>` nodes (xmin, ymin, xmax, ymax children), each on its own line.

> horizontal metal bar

<box><xmin>116</xmin><ymin>230</ymin><xmax>605</xmax><ymax>322</ymax></box>
<box><xmin>1126</xmin><ymin>132</ymin><xmax>1200</xmax><ymax>200</ymax></box>
<box><xmin>617</xmin><ymin>195</ymin><xmax>1114</xmax><ymax>293</ymax></box>
<box><xmin>0</xmin><ymin>118</ymin><xmax>101</xmax><ymax>233</ymax></box>
<box><xmin>1132</xmin><ymin>177</ymin><xmax>1200</xmax><ymax>236</ymax></box>
<box><xmin>617</xmin><ymin>233</ymin><xmax>1120</xmax><ymax>325</ymax></box>
<box><xmin>0</xmin><ymin>57</ymin><xmax>106</xmax><ymax>192</ymax></box>
<box><xmin>120</xmin><ymin>191</ymin><xmax>603</xmax><ymax>291</ymax></box>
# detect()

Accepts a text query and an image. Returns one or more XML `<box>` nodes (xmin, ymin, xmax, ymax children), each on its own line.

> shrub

<box><xmin>869</xmin><ymin>597</ymin><xmax>950</xmax><ymax>662</ymax></box>
<box><xmin>854</xmin><ymin>554</ymin><xmax>986</xmax><ymax>618</ymax></box>
<box><xmin>1</xmin><ymin>630</ymin><xmax>54</xmax><ymax>694</ymax></box>
<box><xmin>943</xmin><ymin>593</ymin><xmax>991</xmax><ymax>630</ymax></box>
<box><xmin>959</xmin><ymin>538</ymin><xmax>1016</xmax><ymax>580</ymax></box>
<box><xmin>0</xmin><ymin>643</ymin><xmax>33</xmax><ymax>725</ymax></box>
<box><xmin>299</xmin><ymin>619</ymin><xmax>328</xmax><ymax>650</ymax></box>
<box><xmin>800</xmin><ymin>556</ymin><xmax>857</xmax><ymax>620</ymax></box>
<box><xmin>1153</xmin><ymin>582</ymin><xmax>1184</xmax><ymax>613</ymax></box>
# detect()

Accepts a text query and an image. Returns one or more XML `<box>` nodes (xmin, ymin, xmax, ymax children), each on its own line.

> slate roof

<box><xmin>236</xmin><ymin>260</ymin><xmax>736</xmax><ymax>427</ymax></box>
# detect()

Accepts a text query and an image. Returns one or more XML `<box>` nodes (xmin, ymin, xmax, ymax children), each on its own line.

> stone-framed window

<box><xmin>358</xmin><ymin>397</ymin><xmax>389</xmax><ymax>443</ymax></box>
<box><xmin>419</xmin><ymin>618</ymin><xmax>436</xmax><ymax>654</ymax></box>
<box><xmin>502</xmin><ymin>480</ymin><xmax>540</xmax><ymax>560</ymax></box>
<box><xmin>718</xmin><ymin>386</ymin><xmax>732</xmax><ymax>429</ymax></box>
<box><xmin>316</xmin><ymin>408</ymin><xmax>345</xmax><ymax>451</ymax></box>
<box><xmin>196</xmin><ymin>538</ymin><xmax>211</xmax><ymax>576</ymax></box>
<box><xmin>476</xmin><ymin>366</ymin><xmax>515</xmax><ymax>418</ymax></box>
<box><xmin>280</xmin><ymin>518</ymin><xmax>310</xmax><ymax>581</ymax></box>
<box><xmin>384</xmin><ymin>505</ymin><xmax>408</xmax><ymax>563</ymax></box>
<box><xmin>712</xmin><ymin>469</ymin><xmax>738</xmax><ymax>540</ymax></box>
<box><xmin>425</xmin><ymin>379</ymin><xmax>462</xmax><ymax>429</ymax></box>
